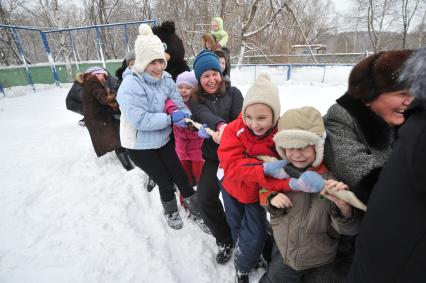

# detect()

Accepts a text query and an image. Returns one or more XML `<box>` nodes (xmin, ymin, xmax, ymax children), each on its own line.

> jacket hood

<box><xmin>212</xmin><ymin>17</ymin><xmax>223</xmax><ymax>31</ymax></box>
<box><xmin>75</xmin><ymin>72</ymin><xmax>84</xmax><ymax>84</ymax></box>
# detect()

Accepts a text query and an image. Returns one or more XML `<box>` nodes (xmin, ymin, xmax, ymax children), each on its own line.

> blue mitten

<box><xmin>289</xmin><ymin>171</ymin><xmax>324</xmax><ymax>193</ymax></box>
<box><xmin>171</xmin><ymin>110</ymin><xmax>189</xmax><ymax>128</ymax></box>
<box><xmin>198</xmin><ymin>124</ymin><xmax>211</xmax><ymax>139</ymax></box>
<box><xmin>263</xmin><ymin>160</ymin><xmax>290</xmax><ymax>179</ymax></box>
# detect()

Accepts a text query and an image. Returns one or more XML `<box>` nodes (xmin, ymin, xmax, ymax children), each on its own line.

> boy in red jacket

<box><xmin>218</xmin><ymin>74</ymin><xmax>322</xmax><ymax>283</ymax></box>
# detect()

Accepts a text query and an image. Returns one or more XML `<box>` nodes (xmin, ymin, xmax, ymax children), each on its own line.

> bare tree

<box><xmin>237</xmin><ymin>0</ymin><xmax>287</xmax><ymax>64</ymax></box>
<box><xmin>399</xmin><ymin>0</ymin><xmax>422</xmax><ymax>48</ymax></box>
<box><xmin>0</xmin><ymin>0</ymin><xmax>28</xmax><ymax>65</ymax></box>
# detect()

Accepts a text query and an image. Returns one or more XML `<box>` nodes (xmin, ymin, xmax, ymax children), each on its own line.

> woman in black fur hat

<box><xmin>347</xmin><ymin>46</ymin><xmax>426</xmax><ymax>283</ymax></box>
<box><xmin>323</xmin><ymin>50</ymin><xmax>414</xmax><ymax>277</ymax></box>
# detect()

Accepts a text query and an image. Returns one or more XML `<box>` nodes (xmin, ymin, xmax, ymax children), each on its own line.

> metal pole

<box><xmin>124</xmin><ymin>24</ymin><xmax>129</xmax><ymax>52</ymax></box>
<box><xmin>322</xmin><ymin>65</ymin><xmax>326</xmax><ymax>83</ymax></box>
<box><xmin>69</xmin><ymin>30</ymin><xmax>80</xmax><ymax>71</ymax></box>
<box><xmin>0</xmin><ymin>82</ymin><xmax>5</xmax><ymax>97</ymax></box>
<box><xmin>39</xmin><ymin>30</ymin><xmax>60</xmax><ymax>86</ymax></box>
<box><xmin>95</xmin><ymin>27</ymin><xmax>106</xmax><ymax>68</ymax></box>
<box><xmin>11</xmin><ymin>27</ymin><xmax>36</xmax><ymax>92</ymax></box>
<box><xmin>287</xmin><ymin>65</ymin><xmax>292</xmax><ymax>80</ymax></box>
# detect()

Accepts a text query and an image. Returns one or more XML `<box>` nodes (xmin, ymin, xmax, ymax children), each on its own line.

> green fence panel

<box><xmin>0</xmin><ymin>61</ymin><xmax>122</xmax><ymax>88</ymax></box>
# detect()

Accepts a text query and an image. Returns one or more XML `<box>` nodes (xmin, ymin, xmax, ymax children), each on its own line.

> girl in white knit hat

<box><xmin>116</xmin><ymin>24</ymin><xmax>206</xmax><ymax>231</ymax></box>
<box><xmin>259</xmin><ymin>106</ymin><xmax>361</xmax><ymax>283</ymax></box>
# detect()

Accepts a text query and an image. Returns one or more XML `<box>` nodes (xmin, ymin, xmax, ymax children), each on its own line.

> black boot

<box><xmin>183</xmin><ymin>193</ymin><xmax>211</xmax><ymax>234</ymax></box>
<box><xmin>115</xmin><ymin>150</ymin><xmax>134</xmax><ymax>171</ymax></box>
<box><xmin>235</xmin><ymin>270</ymin><xmax>249</xmax><ymax>283</ymax></box>
<box><xmin>216</xmin><ymin>241</ymin><xmax>233</xmax><ymax>264</ymax></box>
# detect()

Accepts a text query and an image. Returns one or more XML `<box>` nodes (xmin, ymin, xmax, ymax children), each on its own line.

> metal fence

<box><xmin>0</xmin><ymin>20</ymin><xmax>156</xmax><ymax>90</ymax></box>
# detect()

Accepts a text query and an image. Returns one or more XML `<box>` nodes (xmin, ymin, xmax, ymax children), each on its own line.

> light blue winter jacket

<box><xmin>117</xmin><ymin>70</ymin><xmax>188</xmax><ymax>149</ymax></box>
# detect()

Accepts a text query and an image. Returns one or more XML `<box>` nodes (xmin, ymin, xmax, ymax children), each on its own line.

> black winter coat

<box><xmin>188</xmin><ymin>83</ymin><xmax>243</xmax><ymax>161</ymax></box>
<box><xmin>348</xmin><ymin>98</ymin><xmax>426</xmax><ymax>283</ymax></box>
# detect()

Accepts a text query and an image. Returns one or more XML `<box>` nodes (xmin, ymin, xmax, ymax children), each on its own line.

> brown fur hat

<box><xmin>348</xmin><ymin>50</ymin><xmax>413</xmax><ymax>103</ymax></box>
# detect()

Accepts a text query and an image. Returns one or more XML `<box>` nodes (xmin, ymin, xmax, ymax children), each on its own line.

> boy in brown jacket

<box><xmin>260</xmin><ymin>107</ymin><xmax>361</xmax><ymax>283</ymax></box>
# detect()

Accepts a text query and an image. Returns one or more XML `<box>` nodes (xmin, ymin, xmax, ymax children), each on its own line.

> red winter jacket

<box><xmin>218</xmin><ymin>115</ymin><xmax>291</xmax><ymax>204</ymax></box>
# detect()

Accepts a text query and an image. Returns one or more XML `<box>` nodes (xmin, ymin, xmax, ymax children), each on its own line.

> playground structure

<box><xmin>0</xmin><ymin>20</ymin><xmax>367</xmax><ymax>92</ymax></box>
<box><xmin>0</xmin><ymin>20</ymin><xmax>156</xmax><ymax>90</ymax></box>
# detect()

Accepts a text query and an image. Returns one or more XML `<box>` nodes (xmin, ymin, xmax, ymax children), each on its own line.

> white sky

<box><xmin>330</xmin><ymin>0</ymin><xmax>353</xmax><ymax>13</ymax></box>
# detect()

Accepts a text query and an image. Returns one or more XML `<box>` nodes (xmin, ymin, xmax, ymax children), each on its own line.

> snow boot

<box><xmin>146</xmin><ymin>177</ymin><xmax>156</xmax><ymax>192</ymax></box>
<box><xmin>235</xmin><ymin>270</ymin><xmax>249</xmax><ymax>283</ymax></box>
<box><xmin>216</xmin><ymin>241</ymin><xmax>233</xmax><ymax>264</ymax></box>
<box><xmin>161</xmin><ymin>197</ymin><xmax>183</xmax><ymax>230</ymax></box>
<box><xmin>115</xmin><ymin>150</ymin><xmax>134</xmax><ymax>171</ymax></box>
<box><xmin>183</xmin><ymin>193</ymin><xmax>211</xmax><ymax>234</ymax></box>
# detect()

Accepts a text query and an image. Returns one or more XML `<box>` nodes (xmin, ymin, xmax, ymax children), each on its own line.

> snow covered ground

<box><xmin>0</xmin><ymin>68</ymin><xmax>348</xmax><ymax>283</ymax></box>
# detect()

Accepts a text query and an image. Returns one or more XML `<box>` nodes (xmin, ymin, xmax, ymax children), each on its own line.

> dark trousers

<box><xmin>197</xmin><ymin>159</ymin><xmax>232</xmax><ymax>245</ymax></box>
<box><xmin>221</xmin><ymin>187</ymin><xmax>267</xmax><ymax>273</ymax></box>
<box><xmin>127</xmin><ymin>139</ymin><xmax>194</xmax><ymax>202</ymax></box>
<box><xmin>260</xmin><ymin>243</ymin><xmax>344</xmax><ymax>283</ymax></box>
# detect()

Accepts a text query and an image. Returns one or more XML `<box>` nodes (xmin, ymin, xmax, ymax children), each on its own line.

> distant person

<box><xmin>211</xmin><ymin>17</ymin><xmax>228</xmax><ymax>48</ymax></box>
<box><xmin>214</xmin><ymin>49</ymin><xmax>231</xmax><ymax>81</ymax></box>
<box><xmin>347</xmin><ymin>47</ymin><xmax>426</xmax><ymax>283</ymax></box>
<box><xmin>202</xmin><ymin>32</ymin><xmax>218</xmax><ymax>52</ymax></box>
<box><xmin>115</xmin><ymin>50</ymin><xmax>135</xmax><ymax>83</ymax></box>
<box><xmin>80</xmin><ymin>66</ymin><xmax>133</xmax><ymax>171</ymax></box>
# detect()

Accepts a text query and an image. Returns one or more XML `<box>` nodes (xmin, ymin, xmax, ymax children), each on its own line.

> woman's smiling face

<box><xmin>368</xmin><ymin>90</ymin><xmax>414</xmax><ymax>126</ymax></box>
<box><xmin>199</xmin><ymin>70</ymin><xmax>222</xmax><ymax>94</ymax></box>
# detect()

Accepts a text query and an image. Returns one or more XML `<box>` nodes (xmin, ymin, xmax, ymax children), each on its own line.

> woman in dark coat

<box><xmin>188</xmin><ymin>50</ymin><xmax>243</xmax><ymax>264</ymax></box>
<box><xmin>80</xmin><ymin>66</ymin><xmax>133</xmax><ymax>170</ymax></box>
<box><xmin>347</xmin><ymin>47</ymin><xmax>426</xmax><ymax>283</ymax></box>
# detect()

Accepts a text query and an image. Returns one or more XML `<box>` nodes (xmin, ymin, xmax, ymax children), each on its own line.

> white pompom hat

<box><xmin>133</xmin><ymin>24</ymin><xmax>167</xmax><ymax>73</ymax></box>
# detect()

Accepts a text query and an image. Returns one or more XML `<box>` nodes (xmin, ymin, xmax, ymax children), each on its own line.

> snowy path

<box><xmin>0</xmin><ymin>81</ymin><xmax>345</xmax><ymax>283</ymax></box>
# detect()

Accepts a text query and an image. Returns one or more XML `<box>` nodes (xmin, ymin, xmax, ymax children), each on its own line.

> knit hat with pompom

<box><xmin>242</xmin><ymin>73</ymin><xmax>281</xmax><ymax>126</ymax></box>
<box><xmin>133</xmin><ymin>24</ymin><xmax>167</xmax><ymax>73</ymax></box>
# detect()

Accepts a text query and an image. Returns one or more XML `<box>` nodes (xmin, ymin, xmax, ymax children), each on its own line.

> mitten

<box><xmin>263</xmin><ymin>160</ymin><xmax>290</xmax><ymax>179</ymax></box>
<box><xmin>289</xmin><ymin>171</ymin><xmax>324</xmax><ymax>193</ymax></box>
<box><xmin>198</xmin><ymin>124</ymin><xmax>211</xmax><ymax>139</ymax></box>
<box><xmin>171</xmin><ymin>110</ymin><xmax>189</xmax><ymax>128</ymax></box>
<box><xmin>164</xmin><ymin>99</ymin><xmax>177</xmax><ymax>114</ymax></box>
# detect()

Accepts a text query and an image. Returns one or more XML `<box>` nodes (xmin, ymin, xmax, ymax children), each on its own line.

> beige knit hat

<box><xmin>133</xmin><ymin>24</ymin><xmax>167</xmax><ymax>73</ymax></box>
<box><xmin>273</xmin><ymin>106</ymin><xmax>325</xmax><ymax>167</ymax></box>
<box><xmin>242</xmin><ymin>73</ymin><xmax>280</xmax><ymax>125</ymax></box>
